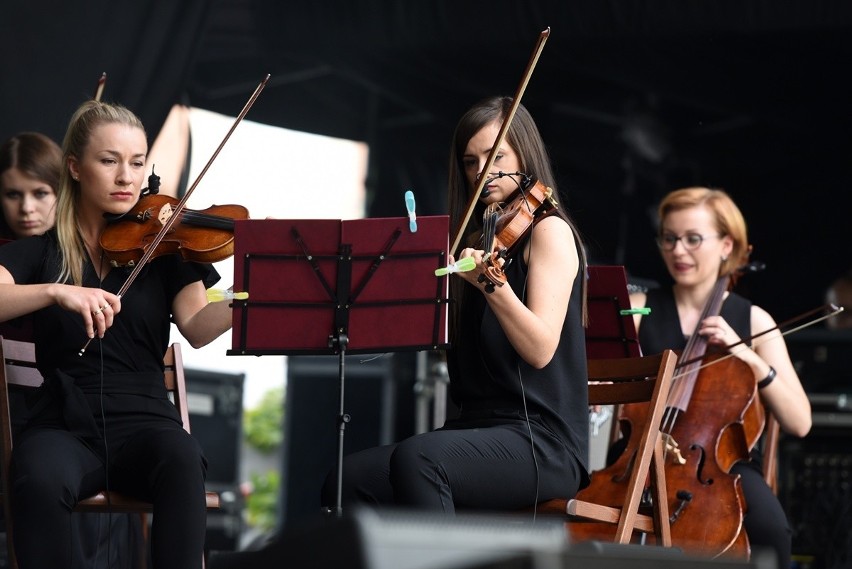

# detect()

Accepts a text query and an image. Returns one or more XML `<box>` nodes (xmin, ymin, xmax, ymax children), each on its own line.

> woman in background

<box><xmin>0</xmin><ymin>132</ymin><xmax>60</xmax><ymax>241</ymax></box>
<box><xmin>629</xmin><ymin>187</ymin><xmax>810</xmax><ymax>569</ymax></box>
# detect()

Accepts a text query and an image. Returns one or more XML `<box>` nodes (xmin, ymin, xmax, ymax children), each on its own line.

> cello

<box><xmin>570</xmin><ymin>266</ymin><xmax>764</xmax><ymax>558</ymax></box>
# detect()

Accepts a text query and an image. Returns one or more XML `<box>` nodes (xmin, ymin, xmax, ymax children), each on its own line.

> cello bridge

<box><xmin>662</xmin><ymin>433</ymin><xmax>687</xmax><ymax>465</ymax></box>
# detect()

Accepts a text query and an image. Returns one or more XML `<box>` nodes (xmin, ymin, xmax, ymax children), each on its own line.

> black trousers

<box><xmin>10</xmin><ymin>421</ymin><xmax>207</xmax><ymax>569</ymax></box>
<box><xmin>731</xmin><ymin>461</ymin><xmax>792</xmax><ymax>569</ymax></box>
<box><xmin>322</xmin><ymin>415</ymin><xmax>584</xmax><ymax>513</ymax></box>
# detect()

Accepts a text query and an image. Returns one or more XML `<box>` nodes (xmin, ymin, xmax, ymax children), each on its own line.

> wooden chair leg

<box><xmin>650</xmin><ymin>437</ymin><xmax>671</xmax><ymax>547</ymax></box>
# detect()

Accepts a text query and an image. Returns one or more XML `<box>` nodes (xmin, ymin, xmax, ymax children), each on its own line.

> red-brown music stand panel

<box><xmin>229</xmin><ymin>216</ymin><xmax>449</xmax><ymax>355</ymax></box>
<box><xmin>585</xmin><ymin>265</ymin><xmax>641</xmax><ymax>359</ymax></box>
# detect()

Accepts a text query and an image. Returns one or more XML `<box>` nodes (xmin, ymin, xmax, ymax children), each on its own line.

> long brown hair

<box><xmin>446</xmin><ymin>96</ymin><xmax>588</xmax><ymax>341</ymax></box>
<box><xmin>0</xmin><ymin>132</ymin><xmax>62</xmax><ymax>240</ymax></box>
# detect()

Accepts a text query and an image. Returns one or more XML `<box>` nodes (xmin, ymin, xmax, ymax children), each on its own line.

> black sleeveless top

<box><xmin>638</xmin><ymin>286</ymin><xmax>766</xmax><ymax>466</ymax></box>
<box><xmin>639</xmin><ymin>287</ymin><xmax>752</xmax><ymax>354</ymax></box>
<box><xmin>446</xmin><ymin>230</ymin><xmax>589</xmax><ymax>475</ymax></box>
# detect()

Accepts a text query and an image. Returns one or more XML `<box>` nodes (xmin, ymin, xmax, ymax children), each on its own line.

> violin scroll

<box><xmin>477</xmin><ymin>254</ymin><xmax>507</xmax><ymax>293</ymax></box>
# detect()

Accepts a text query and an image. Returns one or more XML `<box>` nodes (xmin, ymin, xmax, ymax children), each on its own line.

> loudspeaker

<box><xmin>185</xmin><ymin>368</ymin><xmax>245</xmax><ymax>552</ymax></box>
<box><xmin>185</xmin><ymin>368</ymin><xmax>245</xmax><ymax>485</ymax></box>
<box><xmin>281</xmin><ymin>354</ymin><xmax>395</xmax><ymax>527</ymax></box>
<box><xmin>208</xmin><ymin>508</ymin><xmax>567</xmax><ymax>569</ymax></box>
<box><xmin>780</xmin><ymin>417</ymin><xmax>852</xmax><ymax>568</ymax></box>
<box><xmin>207</xmin><ymin>508</ymin><xmax>777</xmax><ymax>569</ymax></box>
<box><xmin>555</xmin><ymin>542</ymin><xmax>775</xmax><ymax>569</ymax></box>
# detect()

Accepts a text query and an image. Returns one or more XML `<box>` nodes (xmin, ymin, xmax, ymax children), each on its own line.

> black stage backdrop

<box><xmin>3</xmin><ymin>0</ymin><xmax>852</xmax><ymax>327</ymax></box>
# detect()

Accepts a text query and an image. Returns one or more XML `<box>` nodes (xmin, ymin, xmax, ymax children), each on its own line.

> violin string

<box><xmin>180</xmin><ymin>209</ymin><xmax>235</xmax><ymax>230</ymax></box>
<box><xmin>660</xmin><ymin>276</ymin><xmax>730</xmax><ymax>436</ymax></box>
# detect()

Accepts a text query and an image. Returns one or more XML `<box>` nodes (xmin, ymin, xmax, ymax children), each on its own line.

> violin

<box><xmin>99</xmin><ymin>193</ymin><xmax>249</xmax><ymax>267</ymax></box>
<box><xmin>478</xmin><ymin>176</ymin><xmax>558</xmax><ymax>291</ymax></box>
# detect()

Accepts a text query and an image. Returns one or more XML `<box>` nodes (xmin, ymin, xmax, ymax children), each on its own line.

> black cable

<box><xmin>516</xmin><ymin>202</ymin><xmax>541</xmax><ymax>521</ymax></box>
<box><xmin>97</xmin><ymin>337</ymin><xmax>115</xmax><ymax>569</ymax></box>
<box><xmin>96</xmin><ymin>260</ymin><xmax>114</xmax><ymax>569</ymax></box>
<box><xmin>517</xmin><ymin>364</ymin><xmax>540</xmax><ymax>521</ymax></box>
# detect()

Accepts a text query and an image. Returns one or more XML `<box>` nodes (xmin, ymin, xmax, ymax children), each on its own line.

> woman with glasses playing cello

<box><xmin>627</xmin><ymin>187</ymin><xmax>811</xmax><ymax>568</ymax></box>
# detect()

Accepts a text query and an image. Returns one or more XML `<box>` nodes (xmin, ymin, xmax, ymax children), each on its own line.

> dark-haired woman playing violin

<box><xmin>322</xmin><ymin>96</ymin><xmax>591</xmax><ymax>512</ymax></box>
<box><xmin>628</xmin><ymin>187</ymin><xmax>810</xmax><ymax>569</ymax></box>
<box><xmin>0</xmin><ymin>100</ymin><xmax>233</xmax><ymax>569</ymax></box>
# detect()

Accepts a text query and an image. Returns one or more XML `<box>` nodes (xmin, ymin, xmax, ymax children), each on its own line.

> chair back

<box><xmin>0</xmin><ymin>337</ymin><xmax>43</xmax><ymax>569</ymax></box>
<box><xmin>163</xmin><ymin>343</ymin><xmax>190</xmax><ymax>434</ymax></box>
<box><xmin>537</xmin><ymin>349</ymin><xmax>677</xmax><ymax>547</ymax></box>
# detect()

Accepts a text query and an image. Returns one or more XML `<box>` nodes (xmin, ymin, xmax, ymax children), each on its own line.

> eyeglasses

<box><xmin>656</xmin><ymin>233</ymin><xmax>721</xmax><ymax>251</ymax></box>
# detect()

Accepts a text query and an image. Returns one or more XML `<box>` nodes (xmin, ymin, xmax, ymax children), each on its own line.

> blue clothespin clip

<box><xmin>404</xmin><ymin>190</ymin><xmax>417</xmax><ymax>232</ymax></box>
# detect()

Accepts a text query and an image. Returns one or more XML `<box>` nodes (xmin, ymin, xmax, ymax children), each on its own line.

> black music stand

<box><xmin>585</xmin><ymin>265</ymin><xmax>642</xmax><ymax>359</ymax></box>
<box><xmin>228</xmin><ymin>216</ymin><xmax>450</xmax><ymax>516</ymax></box>
<box><xmin>585</xmin><ymin>266</ymin><xmax>643</xmax><ymax>444</ymax></box>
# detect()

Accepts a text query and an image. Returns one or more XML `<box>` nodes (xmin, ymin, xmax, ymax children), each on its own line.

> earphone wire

<box><xmin>514</xmin><ymin>178</ymin><xmax>541</xmax><ymax>521</ymax></box>
<box><xmin>96</xmin><ymin>259</ymin><xmax>114</xmax><ymax>568</ymax></box>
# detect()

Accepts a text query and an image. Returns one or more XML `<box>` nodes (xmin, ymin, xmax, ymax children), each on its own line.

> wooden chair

<box><xmin>761</xmin><ymin>411</ymin><xmax>781</xmax><ymax>495</ymax></box>
<box><xmin>536</xmin><ymin>349</ymin><xmax>678</xmax><ymax>547</ymax></box>
<box><xmin>0</xmin><ymin>337</ymin><xmax>220</xmax><ymax>569</ymax></box>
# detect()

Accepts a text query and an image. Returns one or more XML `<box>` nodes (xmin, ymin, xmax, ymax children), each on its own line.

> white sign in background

<box><xmin>170</xmin><ymin>107</ymin><xmax>368</xmax><ymax>408</ymax></box>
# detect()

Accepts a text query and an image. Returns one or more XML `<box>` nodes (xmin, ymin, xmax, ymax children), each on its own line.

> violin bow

<box><xmin>449</xmin><ymin>27</ymin><xmax>550</xmax><ymax>257</ymax></box>
<box><xmin>93</xmin><ymin>72</ymin><xmax>107</xmax><ymax>102</ymax></box>
<box><xmin>671</xmin><ymin>303</ymin><xmax>845</xmax><ymax>380</ymax></box>
<box><xmin>79</xmin><ymin>74</ymin><xmax>270</xmax><ymax>355</ymax></box>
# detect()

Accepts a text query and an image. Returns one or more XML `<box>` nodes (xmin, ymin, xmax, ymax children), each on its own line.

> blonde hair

<box><xmin>658</xmin><ymin>187</ymin><xmax>749</xmax><ymax>277</ymax></box>
<box><xmin>56</xmin><ymin>100</ymin><xmax>145</xmax><ymax>285</ymax></box>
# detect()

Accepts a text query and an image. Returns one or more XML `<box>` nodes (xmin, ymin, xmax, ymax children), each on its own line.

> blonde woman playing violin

<box><xmin>0</xmin><ymin>100</ymin><xmax>232</xmax><ymax>569</ymax></box>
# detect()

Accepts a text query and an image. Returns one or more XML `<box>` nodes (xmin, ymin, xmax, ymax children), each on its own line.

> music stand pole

<box><xmin>332</xmin><ymin>332</ymin><xmax>349</xmax><ymax>517</ymax></box>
